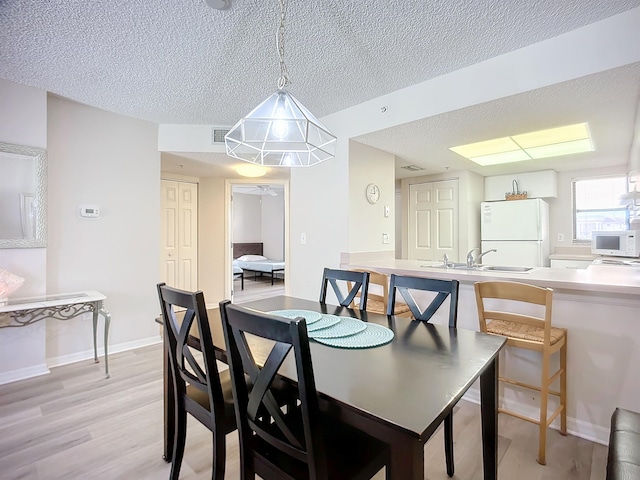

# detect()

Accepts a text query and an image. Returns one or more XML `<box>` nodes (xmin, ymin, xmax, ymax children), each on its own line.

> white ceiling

<box><xmin>1</xmin><ymin>0</ymin><xmax>639</xmax><ymax>179</ymax></box>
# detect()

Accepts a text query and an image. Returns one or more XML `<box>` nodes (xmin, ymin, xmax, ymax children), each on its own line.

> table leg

<box><xmin>92</xmin><ymin>302</ymin><xmax>111</xmax><ymax>379</ymax></box>
<box><xmin>92</xmin><ymin>305</ymin><xmax>99</xmax><ymax>364</ymax></box>
<box><xmin>163</xmin><ymin>328</ymin><xmax>175</xmax><ymax>462</ymax></box>
<box><xmin>100</xmin><ymin>308</ymin><xmax>111</xmax><ymax>378</ymax></box>
<box><xmin>480</xmin><ymin>355</ymin><xmax>499</xmax><ymax>480</ymax></box>
<box><xmin>388</xmin><ymin>436</ymin><xmax>424</xmax><ymax>480</ymax></box>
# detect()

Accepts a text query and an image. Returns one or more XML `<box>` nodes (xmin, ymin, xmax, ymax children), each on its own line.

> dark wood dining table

<box><xmin>159</xmin><ymin>295</ymin><xmax>506</xmax><ymax>480</ymax></box>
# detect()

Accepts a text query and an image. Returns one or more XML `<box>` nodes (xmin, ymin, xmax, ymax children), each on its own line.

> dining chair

<box><xmin>157</xmin><ymin>283</ymin><xmax>237</xmax><ymax>480</ymax></box>
<box><xmin>347</xmin><ymin>269</ymin><xmax>412</xmax><ymax>316</ymax></box>
<box><xmin>219</xmin><ymin>300</ymin><xmax>390</xmax><ymax>480</ymax></box>
<box><xmin>387</xmin><ymin>274</ymin><xmax>460</xmax><ymax>477</ymax></box>
<box><xmin>474</xmin><ymin>280</ymin><xmax>567</xmax><ymax>465</ymax></box>
<box><xmin>319</xmin><ymin>267</ymin><xmax>370</xmax><ymax>309</ymax></box>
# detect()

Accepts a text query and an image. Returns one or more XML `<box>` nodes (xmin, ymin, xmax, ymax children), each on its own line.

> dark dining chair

<box><xmin>219</xmin><ymin>300</ymin><xmax>390</xmax><ymax>480</ymax></box>
<box><xmin>319</xmin><ymin>267</ymin><xmax>370</xmax><ymax>309</ymax></box>
<box><xmin>157</xmin><ymin>283</ymin><xmax>237</xmax><ymax>480</ymax></box>
<box><xmin>387</xmin><ymin>274</ymin><xmax>460</xmax><ymax>477</ymax></box>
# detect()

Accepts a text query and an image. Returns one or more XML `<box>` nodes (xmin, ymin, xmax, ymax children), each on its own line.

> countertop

<box><xmin>343</xmin><ymin>259</ymin><xmax>640</xmax><ymax>297</ymax></box>
<box><xmin>548</xmin><ymin>253</ymin><xmax>597</xmax><ymax>261</ymax></box>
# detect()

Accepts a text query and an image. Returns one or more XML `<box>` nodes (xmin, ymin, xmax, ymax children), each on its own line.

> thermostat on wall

<box><xmin>78</xmin><ymin>204</ymin><xmax>102</xmax><ymax>219</ymax></box>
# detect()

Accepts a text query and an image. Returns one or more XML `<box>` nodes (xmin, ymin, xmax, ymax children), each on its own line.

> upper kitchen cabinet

<box><xmin>484</xmin><ymin>170</ymin><xmax>557</xmax><ymax>201</ymax></box>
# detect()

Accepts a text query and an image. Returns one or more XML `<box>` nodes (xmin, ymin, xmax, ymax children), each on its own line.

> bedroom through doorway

<box><xmin>229</xmin><ymin>182</ymin><xmax>287</xmax><ymax>304</ymax></box>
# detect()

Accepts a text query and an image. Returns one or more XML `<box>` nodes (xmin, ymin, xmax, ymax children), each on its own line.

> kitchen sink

<box><xmin>423</xmin><ymin>262</ymin><xmax>484</xmax><ymax>270</ymax></box>
<box><xmin>481</xmin><ymin>266</ymin><xmax>534</xmax><ymax>273</ymax></box>
<box><xmin>422</xmin><ymin>263</ymin><xmax>534</xmax><ymax>273</ymax></box>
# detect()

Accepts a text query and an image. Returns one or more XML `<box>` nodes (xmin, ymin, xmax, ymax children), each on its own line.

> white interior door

<box><xmin>161</xmin><ymin>180</ymin><xmax>179</xmax><ymax>287</ymax></box>
<box><xmin>160</xmin><ymin>179</ymin><xmax>198</xmax><ymax>290</ymax></box>
<box><xmin>178</xmin><ymin>182</ymin><xmax>198</xmax><ymax>291</ymax></box>
<box><xmin>408</xmin><ymin>179</ymin><xmax>458</xmax><ymax>261</ymax></box>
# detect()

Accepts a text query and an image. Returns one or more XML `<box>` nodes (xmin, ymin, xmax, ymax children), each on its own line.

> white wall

<box><xmin>348</xmin><ymin>141</ymin><xmax>396</xmax><ymax>253</ymax></box>
<box><xmin>232</xmin><ymin>193</ymin><xmax>262</xmax><ymax>242</ymax></box>
<box><xmin>0</xmin><ymin>79</ymin><xmax>48</xmax><ymax>384</ymax></box>
<box><xmin>199</xmin><ymin>177</ymin><xmax>227</xmax><ymax>308</ymax></box>
<box><xmin>46</xmin><ymin>96</ymin><xmax>161</xmax><ymax>366</ymax></box>
<box><xmin>262</xmin><ymin>194</ymin><xmax>284</xmax><ymax>261</ymax></box>
<box><xmin>289</xmin><ymin>139</ymin><xmax>350</xmax><ymax>301</ymax></box>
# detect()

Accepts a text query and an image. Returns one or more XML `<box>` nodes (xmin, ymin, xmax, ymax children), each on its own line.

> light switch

<box><xmin>300</xmin><ymin>233</ymin><xmax>307</xmax><ymax>245</ymax></box>
<box><xmin>384</xmin><ymin>205</ymin><xmax>390</xmax><ymax>217</ymax></box>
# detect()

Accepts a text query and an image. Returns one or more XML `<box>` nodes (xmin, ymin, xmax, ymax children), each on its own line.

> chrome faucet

<box><xmin>443</xmin><ymin>253</ymin><xmax>449</xmax><ymax>268</ymax></box>
<box><xmin>466</xmin><ymin>248</ymin><xmax>497</xmax><ymax>268</ymax></box>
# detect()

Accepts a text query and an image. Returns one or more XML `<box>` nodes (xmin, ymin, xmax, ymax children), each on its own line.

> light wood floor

<box><xmin>0</xmin><ymin>341</ymin><xmax>608</xmax><ymax>480</ymax></box>
<box><xmin>233</xmin><ymin>274</ymin><xmax>285</xmax><ymax>304</ymax></box>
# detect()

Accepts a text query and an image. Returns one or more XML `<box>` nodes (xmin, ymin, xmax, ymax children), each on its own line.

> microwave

<box><xmin>591</xmin><ymin>231</ymin><xmax>640</xmax><ymax>258</ymax></box>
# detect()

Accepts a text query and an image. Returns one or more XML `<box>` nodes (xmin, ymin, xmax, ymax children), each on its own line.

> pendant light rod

<box><xmin>276</xmin><ymin>0</ymin><xmax>290</xmax><ymax>90</ymax></box>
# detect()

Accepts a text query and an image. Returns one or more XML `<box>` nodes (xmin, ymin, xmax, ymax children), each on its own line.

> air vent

<box><xmin>401</xmin><ymin>165</ymin><xmax>425</xmax><ymax>172</ymax></box>
<box><xmin>212</xmin><ymin>128</ymin><xmax>230</xmax><ymax>144</ymax></box>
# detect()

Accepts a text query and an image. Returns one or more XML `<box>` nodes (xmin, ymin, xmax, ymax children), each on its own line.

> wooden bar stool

<box><xmin>347</xmin><ymin>269</ymin><xmax>412</xmax><ymax>317</ymax></box>
<box><xmin>474</xmin><ymin>280</ymin><xmax>567</xmax><ymax>465</ymax></box>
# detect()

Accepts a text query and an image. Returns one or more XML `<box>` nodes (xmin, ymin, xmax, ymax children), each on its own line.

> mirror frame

<box><xmin>0</xmin><ymin>141</ymin><xmax>47</xmax><ymax>248</ymax></box>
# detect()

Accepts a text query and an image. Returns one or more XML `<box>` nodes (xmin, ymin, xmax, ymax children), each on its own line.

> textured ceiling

<box><xmin>356</xmin><ymin>62</ymin><xmax>640</xmax><ymax>177</ymax></box>
<box><xmin>1</xmin><ymin>0</ymin><xmax>640</xmax><ymax>178</ymax></box>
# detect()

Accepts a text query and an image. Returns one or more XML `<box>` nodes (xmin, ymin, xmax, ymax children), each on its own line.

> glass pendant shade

<box><xmin>225</xmin><ymin>89</ymin><xmax>336</xmax><ymax>167</ymax></box>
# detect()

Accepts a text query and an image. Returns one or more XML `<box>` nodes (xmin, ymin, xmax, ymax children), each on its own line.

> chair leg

<box><xmin>444</xmin><ymin>411</ymin><xmax>454</xmax><ymax>477</ymax></box>
<box><xmin>560</xmin><ymin>340</ymin><xmax>568</xmax><ymax>435</ymax></box>
<box><xmin>170</xmin><ymin>407</ymin><xmax>188</xmax><ymax>480</ymax></box>
<box><xmin>212</xmin><ymin>429</ymin><xmax>226</xmax><ymax>480</ymax></box>
<box><xmin>537</xmin><ymin>349</ymin><xmax>551</xmax><ymax>465</ymax></box>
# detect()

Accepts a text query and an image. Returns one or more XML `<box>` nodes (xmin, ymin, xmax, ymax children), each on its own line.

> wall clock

<box><xmin>366</xmin><ymin>183</ymin><xmax>380</xmax><ymax>204</ymax></box>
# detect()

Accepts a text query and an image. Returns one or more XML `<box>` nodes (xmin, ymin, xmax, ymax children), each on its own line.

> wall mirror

<box><xmin>0</xmin><ymin>142</ymin><xmax>47</xmax><ymax>248</ymax></box>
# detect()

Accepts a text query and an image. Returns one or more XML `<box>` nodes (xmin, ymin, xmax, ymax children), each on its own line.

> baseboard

<box><xmin>0</xmin><ymin>363</ymin><xmax>50</xmax><ymax>385</ymax></box>
<box><xmin>47</xmin><ymin>335</ymin><xmax>162</xmax><ymax>368</ymax></box>
<box><xmin>462</xmin><ymin>387</ymin><xmax>610</xmax><ymax>446</ymax></box>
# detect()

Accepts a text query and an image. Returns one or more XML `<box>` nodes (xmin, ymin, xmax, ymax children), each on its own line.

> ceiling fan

<box><xmin>238</xmin><ymin>185</ymin><xmax>279</xmax><ymax>196</ymax></box>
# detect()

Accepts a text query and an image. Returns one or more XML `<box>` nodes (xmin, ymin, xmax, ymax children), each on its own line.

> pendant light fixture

<box><xmin>225</xmin><ymin>0</ymin><xmax>336</xmax><ymax>167</ymax></box>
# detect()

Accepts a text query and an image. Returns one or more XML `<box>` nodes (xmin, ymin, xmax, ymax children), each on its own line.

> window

<box><xmin>572</xmin><ymin>176</ymin><xmax>629</xmax><ymax>242</ymax></box>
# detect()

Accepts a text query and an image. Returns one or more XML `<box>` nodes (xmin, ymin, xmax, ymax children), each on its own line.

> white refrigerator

<box><xmin>480</xmin><ymin>198</ymin><xmax>550</xmax><ymax>267</ymax></box>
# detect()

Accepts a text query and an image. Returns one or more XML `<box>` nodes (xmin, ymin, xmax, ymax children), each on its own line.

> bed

<box><xmin>233</xmin><ymin>242</ymin><xmax>284</xmax><ymax>285</ymax></box>
<box><xmin>233</xmin><ymin>266</ymin><xmax>244</xmax><ymax>290</ymax></box>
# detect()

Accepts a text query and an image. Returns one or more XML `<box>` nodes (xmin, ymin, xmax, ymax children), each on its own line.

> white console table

<box><xmin>0</xmin><ymin>291</ymin><xmax>111</xmax><ymax>378</ymax></box>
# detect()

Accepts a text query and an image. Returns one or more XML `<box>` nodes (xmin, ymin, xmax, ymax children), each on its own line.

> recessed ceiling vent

<box><xmin>212</xmin><ymin>128</ymin><xmax>230</xmax><ymax>144</ymax></box>
<box><xmin>401</xmin><ymin>165</ymin><xmax>425</xmax><ymax>172</ymax></box>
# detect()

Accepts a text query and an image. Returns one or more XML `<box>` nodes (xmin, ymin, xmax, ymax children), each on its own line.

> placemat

<box><xmin>313</xmin><ymin>323</ymin><xmax>394</xmax><ymax>349</ymax></box>
<box><xmin>268</xmin><ymin>309</ymin><xmax>322</xmax><ymax>325</ymax></box>
<box><xmin>307</xmin><ymin>314</ymin><xmax>341</xmax><ymax>332</ymax></box>
<box><xmin>309</xmin><ymin>316</ymin><xmax>367</xmax><ymax>339</ymax></box>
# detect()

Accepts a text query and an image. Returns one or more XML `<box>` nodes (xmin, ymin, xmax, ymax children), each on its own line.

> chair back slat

<box><xmin>474</xmin><ymin>281</ymin><xmax>554</xmax><ymax>344</ymax></box>
<box><xmin>319</xmin><ymin>268</ymin><xmax>370</xmax><ymax>309</ymax></box>
<box><xmin>220</xmin><ymin>301</ymin><xmax>329</xmax><ymax>478</ymax></box>
<box><xmin>388</xmin><ymin>274</ymin><xmax>459</xmax><ymax>327</ymax></box>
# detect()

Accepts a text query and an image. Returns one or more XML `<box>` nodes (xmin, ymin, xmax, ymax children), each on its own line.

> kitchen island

<box><xmin>342</xmin><ymin>256</ymin><xmax>640</xmax><ymax>445</ymax></box>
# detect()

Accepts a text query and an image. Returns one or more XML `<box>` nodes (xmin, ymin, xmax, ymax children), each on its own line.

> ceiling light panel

<box><xmin>449</xmin><ymin>122</ymin><xmax>593</xmax><ymax>166</ymax></box>
<box><xmin>525</xmin><ymin>138</ymin><xmax>594</xmax><ymax>159</ymax></box>
<box><xmin>449</xmin><ymin>137</ymin><xmax>520</xmax><ymax>158</ymax></box>
<box><xmin>512</xmin><ymin>123</ymin><xmax>590</xmax><ymax>148</ymax></box>
<box><xmin>469</xmin><ymin>150</ymin><xmax>532</xmax><ymax>166</ymax></box>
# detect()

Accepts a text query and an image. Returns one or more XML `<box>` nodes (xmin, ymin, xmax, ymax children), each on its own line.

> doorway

<box><xmin>225</xmin><ymin>180</ymin><xmax>289</xmax><ymax>303</ymax></box>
